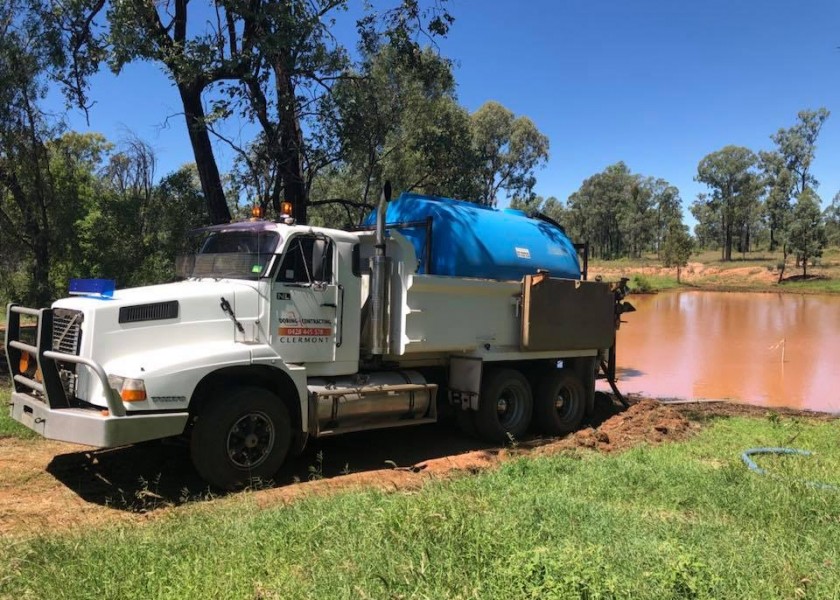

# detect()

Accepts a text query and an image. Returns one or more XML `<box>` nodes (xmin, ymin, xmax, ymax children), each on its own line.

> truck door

<box><xmin>272</xmin><ymin>234</ymin><xmax>339</xmax><ymax>364</ymax></box>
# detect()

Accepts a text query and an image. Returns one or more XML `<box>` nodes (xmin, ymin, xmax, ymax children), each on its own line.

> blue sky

<box><xmin>49</xmin><ymin>0</ymin><xmax>840</xmax><ymax>223</ymax></box>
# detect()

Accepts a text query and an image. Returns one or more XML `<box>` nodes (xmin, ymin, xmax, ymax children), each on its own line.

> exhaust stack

<box><xmin>370</xmin><ymin>182</ymin><xmax>392</xmax><ymax>356</ymax></box>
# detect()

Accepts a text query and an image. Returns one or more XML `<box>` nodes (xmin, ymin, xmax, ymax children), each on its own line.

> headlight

<box><xmin>107</xmin><ymin>375</ymin><xmax>147</xmax><ymax>402</ymax></box>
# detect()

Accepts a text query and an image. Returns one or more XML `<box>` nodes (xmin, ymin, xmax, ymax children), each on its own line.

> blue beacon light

<box><xmin>69</xmin><ymin>278</ymin><xmax>116</xmax><ymax>298</ymax></box>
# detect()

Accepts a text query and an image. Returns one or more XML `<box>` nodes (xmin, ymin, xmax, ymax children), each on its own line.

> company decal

<box><xmin>515</xmin><ymin>247</ymin><xmax>531</xmax><ymax>259</ymax></box>
<box><xmin>278</xmin><ymin>314</ymin><xmax>333</xmax><ymax>343</ymax></box>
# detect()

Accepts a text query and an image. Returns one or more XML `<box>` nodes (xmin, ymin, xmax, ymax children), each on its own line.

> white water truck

<box><xmin>6</xmin><ymin>187</ymin><xmax>633</xmax><ymax>489</ymax></box>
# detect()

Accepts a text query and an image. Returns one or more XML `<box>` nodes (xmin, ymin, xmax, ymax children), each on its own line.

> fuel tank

<box><xmin>363</xmin><ymin>193</ymin><xmax>581</xmax><ymax>281</ymax></box>
<box><xmin>308</xmin><ymin>370</ymin><xmax>435</xmax><ymax>433</ymax></box>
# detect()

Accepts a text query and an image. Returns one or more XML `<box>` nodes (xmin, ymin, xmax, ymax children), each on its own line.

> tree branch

<box><xmin>308</xmin><ymin>198</ymin><xmax>375</xmax><ymax>211</ymax></box>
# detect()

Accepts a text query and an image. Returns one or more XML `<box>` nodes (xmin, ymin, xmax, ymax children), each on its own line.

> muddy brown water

<box><xmin>611</xmin><ymin>291</ymin><xmax>840</xmax><ymax>413</ymax></box>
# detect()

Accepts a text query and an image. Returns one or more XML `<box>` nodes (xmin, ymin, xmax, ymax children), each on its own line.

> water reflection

<box><xmin>612</xmin><ymin>291</ymin><xmax>840</xmax><ymax>413</ymax></box>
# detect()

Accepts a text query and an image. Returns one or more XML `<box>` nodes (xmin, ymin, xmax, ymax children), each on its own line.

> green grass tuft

<box><xmin>0</xmin><ymin>385</ymin><xmax>37</xmax><ymax>440</ymax></box>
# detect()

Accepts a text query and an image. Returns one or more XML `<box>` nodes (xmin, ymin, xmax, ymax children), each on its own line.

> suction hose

<box><xmin>741</xmin><ymin>447</ymin><xmax>839</xmax><ymax>491</ymax></box>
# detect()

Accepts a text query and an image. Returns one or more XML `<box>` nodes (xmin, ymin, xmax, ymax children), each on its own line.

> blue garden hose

<box><xmin>741</xmin><ymin>447</ymin><xmax>840</xmax><ymax>491</ymax></box>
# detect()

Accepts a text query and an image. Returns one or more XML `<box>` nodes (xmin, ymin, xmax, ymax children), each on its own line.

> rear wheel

<box><xmin>474</xmin><ymin>368</ymin><xmax>533</xmax><ymax>443</ymax></box>
<box><xmin>190</xmin><ymin>386</ymin><xmax>292</xmax><ymax>490</ymax></box>
<box><xmin>534</xmin><ymin>369</ymin><xmax>585</xmax><ymax>435</ymax></box>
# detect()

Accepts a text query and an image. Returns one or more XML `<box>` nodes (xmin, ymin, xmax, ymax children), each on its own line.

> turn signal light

<box><xmin>121</xmin><ymin>388</ymin><xmax>147</xmax><ymax>402</ymax></box>
<box><xmin>107</xmin><ymin>374</ymin><xmax>148</xmax><ymax>403</ymax></box>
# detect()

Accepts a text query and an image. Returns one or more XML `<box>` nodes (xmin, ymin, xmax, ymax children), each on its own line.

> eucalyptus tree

<box><xmin>649</xmin><ymin>178</ymin><xmax>682</xmax><ymax>256</ymax></box>
<box><xmin>62</xmin><ymin>0</ymin><xmax>452</xmax><ymax>224</ymax></box>
<box><xmin>661</xmin><ymin>222</ymin><xmax>693</xmax><ymax>283</ymax></box>
<box><xmin>695</xmin><ymin>145</ymin><xmax>762</xmax><ymax>261</ymax></box>
<box><xmin>565</xmin><ymin>163</ymin><xmax>680</xmax><ymax>259</ymax></box>
<box><xmin>689</xmin><ymin>194</ymin><xmax>721</xmax><ymax>250</ymax></box>
<box><xmin>0</xmin><ymin>0</ymin><xmax>84</xmax><ymax>305</ymax></box>
<box><xmin>566</xmin><ymin>163</ymin><xmax>633</xmax><ymax>259</ymax></box>
<box><xmin>760</xmin><ymin>108</ymin><xmax>830</xmax><ymax>251</ymax></box>
<box><xmin>326</xmin><ymin>46</ymin><xmax>474</xmax><ymax>213</ymax></box>
<box><xmin>786</xmin><ymin>188</ymin><xmax>826</xmax><ymax>278</ymax></box>
<box><xmin>825</xmin><ymin>191</ymin><xmax>840</xmax><ymax>248</ymax></box>
<box><xmin>470</xmin><ymin>101</ymin><xmax>549</xmax><ymax>206</ymax></box>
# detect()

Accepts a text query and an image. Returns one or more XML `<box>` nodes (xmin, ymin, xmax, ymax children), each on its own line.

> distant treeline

<box><xmin>514</xmin><ymin>108</ymin><xmax>839</xmax><ymax>270</ymax></box>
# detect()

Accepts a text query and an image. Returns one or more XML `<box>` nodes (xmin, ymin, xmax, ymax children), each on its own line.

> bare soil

<box><xmin>592</xmin><ymin>261</ymin><xmax>781</xmax><ymax>286</ymax></box>
<box><xmin>0</xmin><ymin>397</ymin><xmax>832</xmax><ymax>537</ymax></box>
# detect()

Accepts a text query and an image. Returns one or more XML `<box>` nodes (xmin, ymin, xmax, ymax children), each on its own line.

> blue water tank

<box><xmin>364</xmin><ymin>193</ymin><xmax>581</xmax><ymax>281</ymax></box>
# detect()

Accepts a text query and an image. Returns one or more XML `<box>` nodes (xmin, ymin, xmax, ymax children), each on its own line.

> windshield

<box><xmin>176</xmin><ymin>230</ymin><xmax>280</xmax><ymax>280</ymax></box>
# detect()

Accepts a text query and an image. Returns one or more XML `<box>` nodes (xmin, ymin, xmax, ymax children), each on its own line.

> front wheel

<box><xmin>474</xmin><ymin>368</ymin><xmax>533</xmax><ymax>443</ymax></box>
<box><xmin>190</xmin><ymin>386</ymin><xmax>292</xmax><ymax>490</ymax></box>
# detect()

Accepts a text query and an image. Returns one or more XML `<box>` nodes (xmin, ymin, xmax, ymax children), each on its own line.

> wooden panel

<box><xmin>521</xmin><ymin>275</ymin><xmax>615</xmax><ymax>351</ymax></box>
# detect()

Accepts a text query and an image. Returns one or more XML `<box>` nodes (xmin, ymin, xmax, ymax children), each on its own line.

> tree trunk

<box><xmin>32</xmin><ymin>231</ymin><xmax>51</xmax><ymax>307</ymax></box>
<box><xmin>274</xmin><ymin>63</ymin><xmax>308</xmax><ymax>224</ymax></box>
<box><xmin>178</xmin><ymin>83</ymin><xmax>231</xmax><ymax>225</ymax></box>
<box><xmin>724</xmin><ymin>221</ymin><xmax>733</xmax><ymax>261</ymax></box>
<box><xmin>778</xmin><ymin>244</ymin><xmax>787</xmax><ymax>284</ymax></box>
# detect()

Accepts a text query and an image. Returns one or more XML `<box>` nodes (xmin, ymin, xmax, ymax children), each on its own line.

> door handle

<box><xmin>320</xmin><ymin>303</ymin><xmax>337</xmax><ymax>308</ymax></box>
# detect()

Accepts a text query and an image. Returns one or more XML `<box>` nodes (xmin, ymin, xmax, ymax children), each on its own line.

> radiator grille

<box><xmin>119</xmin><ymin>300</ymin><xmax>179</xmax><ymax>324</ymax></box>
<box><xmin>52</xmin><ymin>309</ymin><xmax>83</xmax><ymax>355</ymax></box>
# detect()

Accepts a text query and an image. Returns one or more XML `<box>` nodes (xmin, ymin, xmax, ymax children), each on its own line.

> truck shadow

<box><xmin>46</xmin><ymin>395</ymin><xmax>626</xmax><ymax>513</ymax></box>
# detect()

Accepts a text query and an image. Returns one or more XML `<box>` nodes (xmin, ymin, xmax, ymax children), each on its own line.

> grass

<box><xmin>0</xmin><ymin>385</ymin><xmax>37</xmax><ymax>440</ymax></box>
<box><xmin>627</xmin><ymin>273</ymin><xmax>681</xmax><ymax>293</ymax></box>
<box><xmin>1</xmin><ymin>414</ymin><xmax>839</xmax><ymax>599</ymax></box>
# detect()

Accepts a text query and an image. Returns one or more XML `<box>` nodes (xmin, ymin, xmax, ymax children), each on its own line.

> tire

<box><xmin>474</xmin><ymin>368</ymin><xmax>533</xmax><ymax>443</ymax></box>
<box><xmin>534</xmin><ymin>369</ymin><xmax>586</xmax><ymax>435</ymax></box>
<box><xmin>190</xmin><ymin>386</ymin><xmax>292</xmax><ymax>490</ymax></box>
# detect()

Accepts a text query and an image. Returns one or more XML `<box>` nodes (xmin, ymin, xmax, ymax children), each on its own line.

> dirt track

<box><xmin>0</xmin><ymin>397</ymin><xmax>830</xmax><ymax>537</ymax></box>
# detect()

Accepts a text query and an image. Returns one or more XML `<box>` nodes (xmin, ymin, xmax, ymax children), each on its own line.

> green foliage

<box><xmin>661</xmin><ymin>223</ymin><xmax>694</xmax><ymax>282</ymax></box>
<box><xmin>787</xmin><ymin>188</ymin><xmax>826</xmax><ymax>278</ymax></box>
<box><xmin>97</xmin><ymin>0</ymin><xmax>458</xmax><ymax>224</ymax></box>
<box><xmin>470</xmin><ymin>100</ymin><xmax>550</xmax><ymax>205</ymax></box>
<box><xmin>1</xmin><ymin>128</ymin><xmax>211</xmax><ymax>304</ymax></box>
<box><xmin>566</xmin><ymin>163</ymin><xmax>684</xmax><ymax>259</ymax></box>
<box><xmin>694</xmin><ymin>145</ymin><xmax>762</xmax><ymax>261</ymax></box>
<box><xmin>311</xmin><ymin>44</ymin><xmax>476</xmax><ymax>227</ymax></box>
<box><xmin>768</xmin><ymin>108</ymin><xmax>830</xmax><ymax>196</ymax></box>
<box><xmin>759</xmin><ymin>108</ymin><xmax>830</xmax><ymax>255</ymax></box>
<box><xmin>629</xmin><ymin>274</ymin><xmax>654</xmax><ymax>293</ymax></box>
<box><xmin>823</xmin><ymin>191</ymin><xmax>840</xmax><ymax>247</ymax></box>
<box><xmin>2</xmin><ymin>416</ymin><xmax>840</xmax><ymax>598</ymax></box>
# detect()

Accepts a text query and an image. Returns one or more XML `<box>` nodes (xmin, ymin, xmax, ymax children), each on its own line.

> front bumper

<box><xmin>10</xmin><ymin>391</ymin><xmax>189</xmax><ymax>447</ymax></box>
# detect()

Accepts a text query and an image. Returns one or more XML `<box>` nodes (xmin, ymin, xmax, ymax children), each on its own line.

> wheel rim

<box><xmin>226</xmin><ymin>411</ymin><xmax>275</xmax><ymax>469</ymax></box>
<box><xmin>495</xmin><ymin>384</ymin><xmax>527</xmax><ymax>428</ymax></box>
<box><xmin>553</xmin><ymin>385</ymin><xmax>577</xmax><ymax>419</ymax></box>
